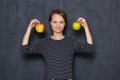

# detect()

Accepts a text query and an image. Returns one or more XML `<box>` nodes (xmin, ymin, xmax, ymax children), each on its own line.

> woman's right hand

<box><xmin>27</xmin><ymin>19</ymin><xmax>40</xmax><ymax>29</ymax></box>
<box><xmin>22</xmin><ymin>19</ymin><xmax>40</xmax><ymax>45</ymax></box>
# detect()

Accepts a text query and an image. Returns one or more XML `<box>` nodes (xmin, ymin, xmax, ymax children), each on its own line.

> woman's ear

<box><xmin>50</xmin><ymin>21</ymin><xmax>52</xmax><ymax>26</ymax></box>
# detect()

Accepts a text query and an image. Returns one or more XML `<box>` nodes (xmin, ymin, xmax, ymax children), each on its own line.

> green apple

<box><xmin>72</xmin><ymin>21</ymin><xmax>81</xmax><ymax>31</ymax></box>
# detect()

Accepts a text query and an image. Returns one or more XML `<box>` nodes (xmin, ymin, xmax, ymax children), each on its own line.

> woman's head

<box><xmin>49</xmin><ymin>9</ymin><xmax>67</xmax><ymax>33</ymax></box>
<box><xmin>49</xmin><ymin>9</ymin><xmax>67</xmax><ymax>24</ymax></box>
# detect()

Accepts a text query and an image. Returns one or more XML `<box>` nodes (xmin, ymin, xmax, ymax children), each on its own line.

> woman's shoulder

<box><xmin>64</xmin><ymin>36</ymin><xmax>75</xmax><ymax>43</ymax></box>
<box><xmin>65</xmin><ymin>36</ymin><xmax>74</xmax><ymax>40</ymax></box>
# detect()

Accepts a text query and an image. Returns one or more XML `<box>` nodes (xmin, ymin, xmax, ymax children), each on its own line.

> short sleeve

<box><xmin>74</xmin><ymin>41</ymin><xmax>95</xmax><ymax>53</ymax></box>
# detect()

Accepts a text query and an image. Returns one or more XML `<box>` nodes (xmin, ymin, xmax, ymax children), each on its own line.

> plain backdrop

<box><xmin>0</xmin><ymin>0</ymin><xmax>120</xmax><ymax>80</ymax></box>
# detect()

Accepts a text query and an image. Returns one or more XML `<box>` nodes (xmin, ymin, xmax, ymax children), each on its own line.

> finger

<box><xmin>77</xmin><ymin>17</ymin><xmax>84</xmax><ymax>22</ymax></box>
<box><xmin>76</xmin><ymin>17</ymin><xmax>81</xmax><ymax>21</ymax></box>
<box><xmin>32</xmin><ymin>19</ymin><xmax>40</xmax><ymax>24</ymax></box>
<box><xmin>35</xmin><ymin>19</ymin><xmax>40</xmax><ymax>23</ymax></box>
<box><xmin>33</xmin><ymin>19</ymin><xmax>40</xmax><ymax>24</ymax></box>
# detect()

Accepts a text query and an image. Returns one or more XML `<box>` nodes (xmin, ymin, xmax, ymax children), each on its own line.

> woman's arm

<box><xmin>22</xmin><ymin>19</ymin><xmax>40</xmax><ymax>45</ymax></box>
<box><xmin>76</xmin><ymin>17</ymin><xmax>93</xmax><ymax>45</ymax></box>
<box><xmin>74</xmin><ymin>17</ymin><xmax>94</xmax><ymax>53</ymax></box>
<box><xmin>21</xmin><ymin>19</ymin><xmax>41</xmax><ymax>54</ymax></box>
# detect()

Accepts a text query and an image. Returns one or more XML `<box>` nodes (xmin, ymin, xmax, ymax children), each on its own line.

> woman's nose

<box><xmin>56</xmin><ymin>23</ymin><xmax>60</xmax><ymax>26</ymax></box>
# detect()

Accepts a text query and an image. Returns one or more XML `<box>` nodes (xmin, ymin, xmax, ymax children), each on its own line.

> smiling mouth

<box><xmin>55</xmin><ymin>27</ymin><xmax>62</xmax><ymax>30</ymax></box>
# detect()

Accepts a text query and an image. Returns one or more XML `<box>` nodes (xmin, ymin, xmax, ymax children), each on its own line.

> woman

<box><xmin>21</xmin><ymin>9</ymin><xmax>94</xmax><ymax>80</ymax></box>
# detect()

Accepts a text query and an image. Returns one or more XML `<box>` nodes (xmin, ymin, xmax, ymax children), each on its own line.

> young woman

<box><xmin>21</xmin><ymin>9</ymin><xmax>94</xmax><ymax>80</ymax></box>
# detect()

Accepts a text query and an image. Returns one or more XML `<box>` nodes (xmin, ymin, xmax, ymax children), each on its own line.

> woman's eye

<box><xmin>53</xmin><ymin>21</ymin><xmax>57</xmax><ymax>23</ymax></box>
<box><xmin>60</xmin><ymin>22</ymin><xmax>64</xmax><ymax>24</ymax></box>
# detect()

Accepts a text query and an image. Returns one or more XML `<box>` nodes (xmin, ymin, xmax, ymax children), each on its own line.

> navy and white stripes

<box><xmin>21</xmin><ymin>37</ymin><xmax>94</xmax><ymax>79</ymax></box>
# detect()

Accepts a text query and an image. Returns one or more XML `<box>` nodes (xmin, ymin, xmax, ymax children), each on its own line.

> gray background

<box><xmin>0</xmin><ymin>0</ymin><xmax>120</xmax><ymax>80</ymax></box>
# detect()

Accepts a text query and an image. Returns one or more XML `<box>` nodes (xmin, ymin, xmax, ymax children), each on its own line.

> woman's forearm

<box><xmin>22</xmin><ymin>19</ymin><xmax>40</xmax><ymax>45</ymax></box>
<box><xmin>22</xmin><ymin>27</ymin><xmax>32</xmax><ymax>45</ymax></box>
<box><xmin>84</xmin><ymin>26</ymin><xmax>93</xmax><ymax>45</ymax></box>
<box><xmin>76</xmin><ymin>17</ymin><xmax>93</xmax><ymax>45</ymax></box>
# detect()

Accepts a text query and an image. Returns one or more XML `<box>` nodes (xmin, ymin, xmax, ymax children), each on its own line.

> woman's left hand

<box><xmin>76</xmin><ymin>17</ymin><xmax>89</xmax><ymax>29</ymax></box>
<box><xmin>77</xmin><ymin>17</ymin><xmax>93</xmax><ymax>45</ymax></box>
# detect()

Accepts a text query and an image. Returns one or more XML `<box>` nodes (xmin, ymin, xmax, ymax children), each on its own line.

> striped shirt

<box><xmin>21</xmin><ymin>36</ymin><xmax>94</xmax><ymax>80</ymax></box>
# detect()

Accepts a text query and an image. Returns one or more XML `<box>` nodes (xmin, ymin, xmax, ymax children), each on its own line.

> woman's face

<box><xmin>50</xmin><ymin>14</ymin><xmax>65</xmax><ymax>33</ymax></box>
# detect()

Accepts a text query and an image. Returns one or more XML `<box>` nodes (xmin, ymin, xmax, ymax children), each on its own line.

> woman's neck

<box><xmin>51</xmin><ymin>32</ymin><xmax>65</xmax><ymax>40</ymax></box>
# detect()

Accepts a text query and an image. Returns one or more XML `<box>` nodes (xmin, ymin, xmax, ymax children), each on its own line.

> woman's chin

<box><xmin>54</xmin><ymin>30</ymin><xmax>63</xmax><ymax>33</ymax></box>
